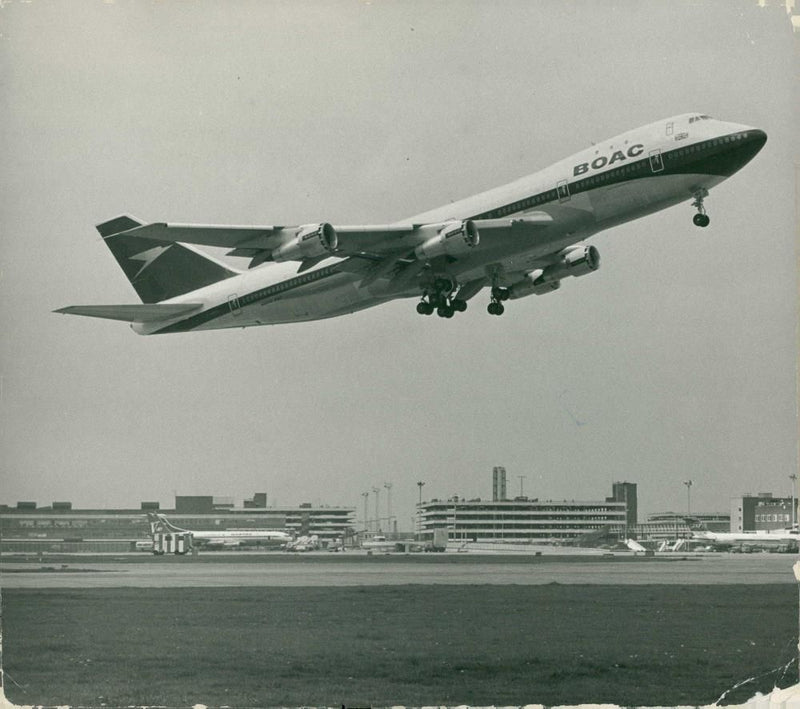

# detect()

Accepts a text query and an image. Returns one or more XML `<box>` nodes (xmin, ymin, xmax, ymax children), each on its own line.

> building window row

<box><xmin>755</xmin><ymin>513</ymin><xmax>791</xmax><ymax>523</ymax></box>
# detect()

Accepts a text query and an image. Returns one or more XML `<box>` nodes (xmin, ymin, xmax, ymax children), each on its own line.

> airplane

<box><xmin>361</xmin><ymin>534</ymin><xmax>400</xmax><ymax>552</ymax></box>
<box><xmin>285</xmin><ymin>534</ymin><xmax>319</xmax><ymax>552</ymax></box>
<box><xmin>147</xmin><ymin>513</ymin><xmax>292</xmax><ymax>551</ymax></box>
<box><xmin>685</xmin><ymin>518</ymin><xmax>799</xmax><ymax>549</ymax></box>
<box><xmin>56</xmin><ymin>113</ymin><xmax>766</xmax><ymax>334</ymax></box>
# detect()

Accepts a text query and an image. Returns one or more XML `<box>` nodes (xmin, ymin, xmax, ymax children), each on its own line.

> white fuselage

<box><xmin>692</xmin><ymin>528</ymin><xmax>800</xmax><ymax>546</ymax></box>
<box><xmin>137</xmin><ymin>113</ymin><xmax>765</xmax><ymax>334</ymax></box>
<box><xmin>189</xmin><ymin>529</ymin><xmax>292</xmax><ymax>543</ymax></box>
<box><xmin>154</xmin><ymin>517</ymin><xmax>292</xmax><ymax>546</ymax></box>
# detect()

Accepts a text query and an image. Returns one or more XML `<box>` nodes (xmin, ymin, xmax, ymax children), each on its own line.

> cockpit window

<box><xmin>689</xmin><ymin>114</ymin><xmax>712</xmax><ymax>123</ymax></box>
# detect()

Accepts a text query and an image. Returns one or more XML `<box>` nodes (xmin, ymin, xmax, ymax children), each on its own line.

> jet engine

<box><xmin>556</xmin><ymin>244</ymin><xmax>600</xmax><ymax>278</ymax></box>
<box><xmin>414</xmin><ymin>220</ymin><xmax>480</xmax><ymax>261</ymax></box>
<box><xmin>272</xmin><ymin>223</ymin><xmax>338</xmax><ymax>262</ymax></box>
<box><xmin>508</xmin><ymin>245</ymin><xmax>599</xmax><ymax>300</ymax></box>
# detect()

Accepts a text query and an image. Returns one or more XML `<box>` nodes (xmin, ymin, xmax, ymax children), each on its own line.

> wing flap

<box><xmin>54</xmin><ymin>303</ymin><xmax>203</xmax><ymax>323</ymax></box>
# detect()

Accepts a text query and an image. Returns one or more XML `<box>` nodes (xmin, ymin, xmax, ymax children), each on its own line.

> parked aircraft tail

<box><xmin>146</xmin><ymin>512</ymin><xmax>187</xmax><ymax>535</ymax></box>
<box><xmin>683</xmin><ymin>517</ymin><xmax>706</xmax><ymax>531</ymax></box>
<box><xmin>97</xmin><ymin>215</ymin><xmax>239</xmax><ymax>303</ymax></box>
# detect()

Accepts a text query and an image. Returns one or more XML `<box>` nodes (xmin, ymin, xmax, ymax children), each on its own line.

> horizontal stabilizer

<box><xmin>54</xmin><ymin>303</ymin><xmax>203</xmax><ymax>323</ymax></box>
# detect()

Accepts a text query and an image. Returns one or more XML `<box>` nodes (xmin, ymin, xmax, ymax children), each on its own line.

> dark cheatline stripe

<box><xmin>470</xmin><ymin>130</ymin><xmax>766</xmax><ymax>221</ymax></box>
<box><xmin>153</xmin><ymin>264</ymin><xmax>341</xmax><ymax>334</ymax></box>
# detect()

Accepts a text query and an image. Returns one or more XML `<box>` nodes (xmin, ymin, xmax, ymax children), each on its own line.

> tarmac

<box><xmin>1</xmin><ymin>551</ymin><xmax>796</xmax><ymax>588</ymax></box>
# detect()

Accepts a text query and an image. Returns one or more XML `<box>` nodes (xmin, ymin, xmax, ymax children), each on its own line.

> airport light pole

<box><xmin>384</xmin><ymin>482</ymin><xmax>393</xmax><ymax>534</ymax></box>
<box><xmin>452</xmin><ymin>498</ymin><xmax>457</xmax><ymax>545</ymax></box>
<box><xmin>361</xmin><ymin>491</ymin><xmax>369</xmax><ymax>535</ymax></box>
<box><xmin>372</xmin><ymin>487</ymin><xmax>381</xmax><ymax>533</ymax></box>
<box><xmin>790</xmin><ymin>473</ymin><xmax>798</xmax><ymax>528</ymax></box>
<box><xmin>683</xmin><ymin>480</ymin><xmax>693</xmax><ymax>516</ymax></box>
<box><xmin>518</xmin><ymin>475</ymin><xmax>526</xmax><ymax>498</ymax></box>
<box><xmin>417</xmin><ymin>481</ymin><xmax>425</xmax><ymax>541</ymax></box>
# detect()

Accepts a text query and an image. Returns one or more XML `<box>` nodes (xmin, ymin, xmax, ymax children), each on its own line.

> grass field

<box><xmin>2</xmin><ymin>584</ymin><xmax>797</xmax><ymax>707</ymax></box>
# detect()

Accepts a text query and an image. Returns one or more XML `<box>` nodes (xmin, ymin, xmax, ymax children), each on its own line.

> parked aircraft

<box><xmin>285</xmin><ymin>534</ymin><xmax>319</xmax><ymax>552</ymax></box>
<box><xmin>56</xmin><ymin>113</ymin><xmax>766</xmax><ymax>334</ymax></box>
<box><xmin>147</xmin><ymin>513</ymin><xmax>291</xmax><ymax>549</ymax></box>
<box><xmin>686</xmin><ymin>518</ymin><xmax>799</xmax><ymax>549</ymax></box>
<box><xmin>361</xmin><ymin>535</ymin><xmax>400</xmax><ymax>552</ymax></box>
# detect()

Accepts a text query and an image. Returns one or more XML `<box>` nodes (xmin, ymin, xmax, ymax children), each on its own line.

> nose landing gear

<box><xmin>692</xmin><ymin>188</ymin><xmax>710</xmax><ymax>227</ymax></box>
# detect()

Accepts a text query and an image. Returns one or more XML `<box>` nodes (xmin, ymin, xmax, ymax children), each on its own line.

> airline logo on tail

<box><xmin>99</xmin><ymin>216</ymin><xmax>238</xmax><ymax>304</ymax></box>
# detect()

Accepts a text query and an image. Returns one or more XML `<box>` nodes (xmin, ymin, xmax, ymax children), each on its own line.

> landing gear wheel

<box><xmin>487</xmin><ymin>301</ymin><xmax>505</xmax><ymax>316</ymax></box>
<box><xmin>451</xmin><ymin>298</ymin><xmax>467</xmax><ymax>313</ymax></box>
<box><xmin>691</xmin><ymin>187</ymin><xmax>710</xmax><ymax>228</ymax></box>
<box><xmin>416</xmin><ymin>301</ymin><xmax>434</xmax><ymax>315</ymax></box>
<box><xmin>437</xmin><ymin>305</ymin><xmax>454</xmax><ymax>318</ymax></box>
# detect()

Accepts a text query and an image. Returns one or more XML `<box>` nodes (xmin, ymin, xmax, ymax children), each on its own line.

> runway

<box><xmin>1</xmin><ymin>552</ymin><xmax>796</xmax><ymax>588</ymax></box>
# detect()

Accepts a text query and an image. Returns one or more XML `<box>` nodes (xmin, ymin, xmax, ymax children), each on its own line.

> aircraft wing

<box><xmin>114</xmin><ymin>220</ymin><xmax>289</xmax><ymax>251</ymax></box>
<box><xmin>54</xmin><ymin>303</ymin><xmax>203</xmax><ymax>323</ymax></box>
<box><xmin>100</xmin><ymin>212</ymin><xmax>567</xmax><ymax>268</ymax></box>
<box><xmin>115</xmin><ymin>219</ymin><xmax>417</xmax><ymax>257</ymax></box>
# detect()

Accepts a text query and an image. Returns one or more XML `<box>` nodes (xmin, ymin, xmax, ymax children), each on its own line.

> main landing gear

<box><xmin>692</xmin><ymin>188</ymin><xmax>710</xmax><ymax>228</ymax></box>
<box><xmin>416</xmin><ymin>278</ymin><xmax>511</xmax><ymax>318</ymax></box>
<box><xmin>416</xmin><ymin>278</ymin><xmax>467</xmax><ymax>318</ymax></box>
<box><xmin>487</xmin><ymin>286</ymin><xmax>509</xmax><ymax>316</ymax></box>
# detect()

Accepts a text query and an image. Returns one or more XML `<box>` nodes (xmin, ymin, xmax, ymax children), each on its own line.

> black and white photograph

<box><xmin>1</xmin><ymin>1</ymin><xmax>798</xmax><ymax>707</ymax></box>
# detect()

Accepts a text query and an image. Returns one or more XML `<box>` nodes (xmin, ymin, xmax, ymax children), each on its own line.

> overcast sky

<box><xmin>1</xmin><ymin>0</ymin><xmax>797</xmax><ymax>529</ymax></box>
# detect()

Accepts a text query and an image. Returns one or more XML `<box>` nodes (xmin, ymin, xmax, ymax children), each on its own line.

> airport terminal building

<box><xmin>0</xmin><ymin>493</ymin><xmax>356</xmax><ymax>553</ymax></box>
<box><xmin>417</xmin><ymin>480</ymin><xmax>637</xmax><ymax>543</ymax></box>
<box><xmin>730</xmin><ymin>492</ymin><xmax>796</xmax><ymax>532</ymax></box>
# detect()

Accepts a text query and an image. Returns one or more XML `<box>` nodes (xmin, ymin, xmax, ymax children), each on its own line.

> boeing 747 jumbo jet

<box><xmin>56</xmin><ymin>113</ymin><xmax>766</xmax><ymax>334</ymax></box>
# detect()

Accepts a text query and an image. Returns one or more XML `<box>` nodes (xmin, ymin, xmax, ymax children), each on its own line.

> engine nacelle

<box><xmin>414</xmin><ymin>220</ymin><xmax>480</xmax><ymax>261</ymax></box>
<box><xmin>539</xmin><ymin>244</ymin><xmax>600</xmax><ymax>282</ymax></box>
<box><xmin>508</xmin><ymin>272</ymin><xmax>561</xmax><ymax>299</ymax></box>
<box><xmin>272</xmin><ymin>223</ymin><xmax>338</xmax><ymax>262</ymax></box>
<box><xmin>508</xmin><ymin>245</ymin><xmax>599</xmax><ymax>300</ymax></box>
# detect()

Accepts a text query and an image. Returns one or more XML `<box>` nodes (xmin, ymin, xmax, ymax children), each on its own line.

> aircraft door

<box><xmin>556</xmin><ymin>179</ymin><xmax>570</xmax><ymax>203</ymax></box>
<box><xmin>648</xmin><ymin>149</ymin><xmax>664</xmax><ymax>173</ymax></box>
<box><xmin>228</xmin><ymin>294</ymin><xmax>242</xmax><ymax>316</ymax></box>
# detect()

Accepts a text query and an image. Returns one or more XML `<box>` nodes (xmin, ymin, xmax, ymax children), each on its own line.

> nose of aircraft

<box><xmin>740</xmin><ymin>127</ymin><xmax>767</xmax><ymax>166</ymax></box>
<box><xmin>715</xmin><ymin>127</ymin><xmax>767</xmax><ymax>176</ymax></box>
<box><xmin>748</xmin><ymin>128</ymin><xmax>767</xmax><ymax>151</ymax></box>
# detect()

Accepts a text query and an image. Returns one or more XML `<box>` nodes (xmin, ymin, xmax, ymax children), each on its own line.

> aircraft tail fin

<box><xmin>97</xmin><ymin>215</ymin><xmax>239</xmax><ymax>303</ymax></box>
<box><xmin>156</xmin><ymin>514</ymin><xmax>187</xmax><ymax>534</ymax></box>
<box><xmin>683</xmin><ymin>517</ymin><xmax>706</xmax><ymax>531</ymax></box>
<box><xmin>146</xmin><ymin>513</ymin><xmax>187</xmax><ymax>535</ymax></box>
